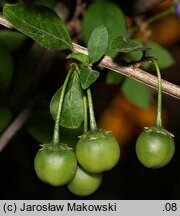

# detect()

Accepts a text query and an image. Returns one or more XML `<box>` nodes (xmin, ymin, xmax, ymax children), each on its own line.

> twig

<box><xmin>128</xmin><ymin>5</ymin><xmax>175</xmax><ymax>35</ymax></box>
<box><xmin>73</xmin><ymin>43</ymin><xmax>180</xmax><ymax>100</ymax></box>
<box><xmin>0</xmin><ymin>15</ymin><xmax>180</xmax><ymax>100</ymax></box>
<box><xmin>0</xmin><ymin>14</ymin><xmax>14</xmax><ymax>29</ymax></box>
<box><xmin>0</xmin><ymin>108</ymin><xmax>31</xmax><ymax>152</ymax></box>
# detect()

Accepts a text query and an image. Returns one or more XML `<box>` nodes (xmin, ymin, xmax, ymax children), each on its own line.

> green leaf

<box><xmin>82</xmin><ymin>0</ymin><xmax>127</xmax><ymax>57</ymax></box>
<box><xmin>50</xmin><ymin>72</ymin><xmax>84</xmax><ymax>129</ymax></box>
<box><xmin>3</xmin><ymin>3</ymin><xmax>73</xmax><ymax>51</ymax></box>
<box><xmin>87</xmin><ymin>25</ymin><xmax>108</xmax><ymax>63</ymax></box>
<box><xmin>146</xmin><ymin>41</ymin><xmax>175</xmax><ymax>69</ymax></box>
<box><xmin>106</xmin><ymin>71</ymin><xmax>124</xmax><ymax>84</ymax></box>
<box><xmin>0</xmin><ymin>106</ymin><xmax>12</xmax><ymax>132</ymax></box>
<box><xmin>129</xmin><ymin>50</ymin><xmax>143</xmax><ymax>62</ymax></box>
<box><xmin>26</xmin><ymin>111</ymin><xmax>54</xmax><ymax>144</ymax></box>
<box><xmin>111</xmin><ymin>36</ymin><xmax>147</xmax><ymax>53</ymax></box>
<box><xmin>80</xmin><ymin>67</ymin><xmax>100</xmax><ymax>89</ymax></box>
<box><xmin>122</xmin><ymin>78</ymin><xmax>153</xmax><ymax>109</ymax></box>
<box><xmin>0</xmin><ymin>30</ymin><xmax>26</xmax><ymax>51</ymax></box>
<box><xmin>0</xmin><ymin>42</ymin><xmax>13</xmax><ymax>90</ymax></box>
<box><xmin>67</xmin><ymin>52</ymin><xmax>90</xmax><ymax>66</ymax></box>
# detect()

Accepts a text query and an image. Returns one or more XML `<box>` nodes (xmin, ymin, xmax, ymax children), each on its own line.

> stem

<box><xmin>83</xmin><ymin>94</ymin><xmax>88</xmax><ymax>133</ymax></box>
<box><xmin>87</xmin><ymin>88</ymin><xmax>97</xmax><ymax>131</ymax></box>
<box><xmin>153</xmin><ymin>59</ymin><xmax>162</xmax><ymax>128</ymax></box>
<box><xmin>73</xmin><ymin>43</ymin><xmax>180</xmax><ymax>100</ymax></box>
<box><xmin>129</xmin><ymin>6</ymin><xmax>175</xmax><ymax>34</ymax></box>
<box><xmin>147</xmin><ymin>6</ymin><xmax>175</xmax><ymax>25</ymax></box>
<box><xmin>0</xmin><ymin>13</ymin><xmax>180</xmax><ymax>100</ymax></box>
<box><xmin>52</xmin><ymin>64</ymin><xmax>75</xmax><ymax>145</ymax></box>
